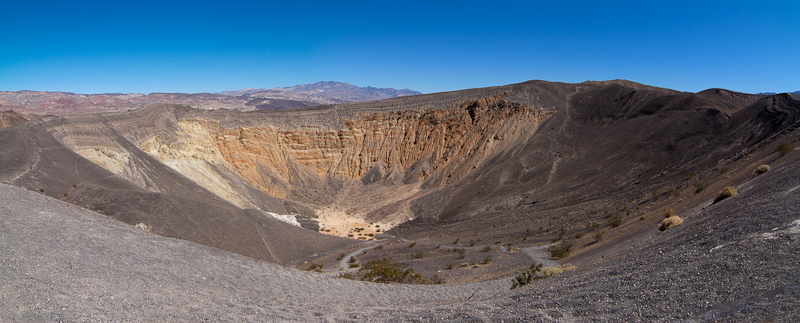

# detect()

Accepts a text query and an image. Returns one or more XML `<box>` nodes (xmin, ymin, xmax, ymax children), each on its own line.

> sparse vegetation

<box><xmin>134</xmin><ymin>223</ymin><xmax>151</xmax><ymax>232</ymax></box>
<box><xmin>753</xmin><ymin>164</ymin><xmax>770</xmax><ymax>176</ymax></box>
<box><xmin>409</xmin><ymin>242</ymin><xmax>417</xmax><ymax>248</ymax></box>
<box><xmin>778</xmin><ymin>142</ymin><xmax>796</xmax><ymax>156</ymax></box>
<box><xmin>469</xmin><ymin>240</ymin><xmax>476</xmax><ymax>247</ymax></box>
<box><xmin>693</xmin><ymin>181</ymin><xmax>708</xmax><ymax>193</ymax></box>
<box><xmin>337</xmin><ymin>272</ymin><xmax>355</xmax><ymax>280</ymax></box>
<box><xmin>336</xmin><ymin>253</ymin><xmax>345</xmax><ymax>261</ymax></box>
<box><xmin>551</xmin><ymin>227</ymin><xmax>566</xmax><ymax>242</ymax></box>
<box><xmin>593</xmin><ymin>230</ymin><xmax>604</xmax><ymax>242</ymax></box>
<box><xmin>358</xmin><ymin>258</ymin><xmax>424</xmax><ymax>284</ymax></box>
<box><xmin>452</xmin><ymin>238</ymin><xmax>459</xmax><ymax>244</ymax></box>
<box><xmin>481</xmin><ymin>256</ymin><xmax>492</xmax><ymax>264</ymax></box>
<box><xmin>574</xmin><ymin>232</ymin><xmax>583</xmax><ymax>239</ymax></box>
<box><xmin>456</xmin><ymin>248</ymin><xmax>466</xmax><ymax>259</ymax></box>
<box><xmin>410</xmin><ymin>250</ymin><xmax>425</xmax><ymax>259</ymax></box>
<box><xmin>715</xmin><ymin>186</ymin><xmax>738</xmax><ymax>203</ymax></box>
<box><xmin>446</xmin><ymin>263</ymin><xmax>454</xmax><ymax>270</ymax></box>
<box><xmin>541</xmin><ymin>263</ymin><xmax>577</xmax><ymax>278</ymax></box>
<box><xmin>510</xmin><ymin>262</ymin><xmax>543</xmax><ymax>290</ymax></box>
<box><xmin>659</xmin><ymin>215</ymin><xmax>683</xmax><ymax>231</ymax></box>
<box><xmin>610</xmin><ymin>215</ymin><xmax>624</xmax><ymax>227</ymax></box>
<box><xmin>481</xmin><ymin>245</ymin><xmax>492</xmax><ymax>252</ymax></box>
<box><xmin>307</xmin><ymin>263</ymin><xmax>322</xmax><ymax>271</ymax></box>
<box><xmin>663</xmin><ymin>208</ymin><xmax>675</xmax><ymax>218</ymax></box>
<box><xmin>548</xmin><ymin>240</ymin><xmax>573</xmax><ymax>259</ymax></box>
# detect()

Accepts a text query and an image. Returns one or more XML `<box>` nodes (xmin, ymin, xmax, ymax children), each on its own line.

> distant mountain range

<box><xmin>0</xmin><ymin>81</ymin><xmax>422</xmax><ymax>115</ymax></box>
<box><xmin>218</xmin><ymin>81</ymin><xmax>422</xmax><ymax>102</ymax></box>
<box><xmin>757</xmin><ymin>91</ymin><xmax>800</xmax><ymax>96</ymax></box>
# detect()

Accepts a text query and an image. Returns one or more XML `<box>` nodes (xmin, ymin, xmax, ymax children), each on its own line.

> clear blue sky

<box><xmin>1</xmin><ymin>0</ymin><xmax>798</xmax><ymax>94</ymax></box>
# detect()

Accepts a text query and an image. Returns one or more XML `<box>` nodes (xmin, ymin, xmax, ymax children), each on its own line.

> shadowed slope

<box><xmin>0</xmin><ymin>120</ymin><xmax>356</xmax><ymax>265</ymax></box>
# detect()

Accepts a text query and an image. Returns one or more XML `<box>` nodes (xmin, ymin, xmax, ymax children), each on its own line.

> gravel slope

<box><xmin>2</xmin><ymin>152</ymin><xmax>799</xmax><ymax>322</ymax></box>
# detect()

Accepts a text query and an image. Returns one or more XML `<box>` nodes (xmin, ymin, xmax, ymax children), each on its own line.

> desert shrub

<box><xmin>610</xmin><ymin>215</ymin><xmax>624</xmax><ymax>227</ymax></box>
<box><xmin>548</xmin><ymin>241</ymin><xmax>573</xmax><ymax>259</ymax></box>
<box><xmin>452</xmin><ymin>238</ymin><xmax>459</xmax><ymax>244</ymax></box>
<box><xmin>753</xmin><ymin>164</ymin><xmax>770</xmax><ymax>176</ymax></box>
<box><xmin>336</xmin><ymin>253</ymin><xmax>345</xmax><ymax>261</ymax></box>
<box><xmin>659</xmin><ymin>215</ymin><xmax>683</xmax><ymax>231</ymax></box>
<box><xmin>410</xmin><ymin>250</ymin><xmax>425</xmax><ymax>259</ymax></box>
<box><xmin>541</xmin><ymin>263</ymin><xmax>577</xmax><ymax>278</ymax></box>
<box><xmin>134</xmin><ymin>223</ymin><xmax>151</xmax><ymax>232</ymax></box>
<box><xmin>348</xmin><ymin>257</ymin><xmax>356</xmax><ymax>263</ymax></box>
<box><xmin>481</xmin><ymin>256</ymin><xmax>493</xmax><ymax>264</ymax></box>
<box><xmin>338</xmin><ymin>272</ymin><xmax>355</xmax><ymax>280</ymax></box>
<box><xmin>778</xmin><ymin>142</ymin><xmax>796</xmax><ymax>156</ymax></box>
<box><xmin>551</xmin><ymin>227</ymin><xmax>566</xmax><ymax>242</ymax></box>
<box><xmin>429</xmin><ymin>274</ymin><xmax>445</xmax><ymax>285</ymax></box>
<box><xmin>481</xmin><ymin>245</ymin><xmax>493</xmax><ymax>252</ymax></box>
<box><xmin>693</xmin><ymin>181</ymin><xmax>708</xmax><ymax>193</ymax></box>
<box><xmin>469</xmin><ymin>240</ymin><xmax>476</xmax><ymax>247</ymax></box>
<box><xmin>307</xmin><ymin>263</ymin><xmax>322</xmax><ymax>271</ymax></box>
<box><xmin>574</xmin><ymin>232</ymin><xmax>583</xmax><ymax>239</ymax></box>
<box><xmin>456</xmin><ymin>248</ymin><xmax>466</xmax><ymax>259</ymax></box>
<box><xmin>358</xmin><ymin>258</ymin><xmax>424</xmax><ymax>284</ymax></box>
<box><xmin>593</xmin><ymin>231</ymin><xmax>604</xmax><ymax>242</ymax></box>
<box><xmin>446</xmin><ymin>263</ymin><xmax>454</xmax><ymax>270</ymax></box>
<box><xmin>663</xmin><ymin>208</ymin><xmax>675</xmax><ymax>218</ymax></box>
<box><xmin>409</xmin><ymin>242</ymin><xmax>416</xmax><ymax>248</ymax></box>
<box><xmin>715</xmin><ymin>186</ymin><xmax>738</xmax><ymax>203</ymax></box>
<box><xmin>349</xmin><ymin>263</ymin><xmax>360</xmax><ymax>268</ymax></box>
<box><xmin>511</xmin><ymin>262</ymin><xmax>543</xmax><ymax>290</ymax></box>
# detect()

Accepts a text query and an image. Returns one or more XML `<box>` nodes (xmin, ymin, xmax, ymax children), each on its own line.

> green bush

<box><xmin>548</xmin><ymin>240</ymin><xmax>573</xmax><ymax>259</ymax></box>
<box><xmin>511</xmin><ymin>262</ymin><xmax>543</xmax><ymax>290</ymax></box>
<box><xmin>358</xmin><ymin>258</ymin><xmax>424</xmax><ymax>284</ymax></box>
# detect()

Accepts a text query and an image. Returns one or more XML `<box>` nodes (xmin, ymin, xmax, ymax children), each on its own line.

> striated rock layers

<box><xmin>46</xmin><ymin>93</ymin><xmax>553</xmax><ymax>235</ymax></box>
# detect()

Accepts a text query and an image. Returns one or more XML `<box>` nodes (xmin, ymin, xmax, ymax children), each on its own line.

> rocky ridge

<box><xmin>0</xmin><ymin>82</ymin><xmax>421</xmax><ymax>115</ymax></box>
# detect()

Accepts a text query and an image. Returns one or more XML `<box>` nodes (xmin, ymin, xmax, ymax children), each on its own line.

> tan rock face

<box><xmin>206</xmin><ymin>95</ymin><xmax>554</xmax><ymax>198</ymax></box>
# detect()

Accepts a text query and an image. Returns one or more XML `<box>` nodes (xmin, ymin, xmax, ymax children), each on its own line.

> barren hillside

<box><xmin>1</xmin><ymin>80</ymin><xmax>799</xmax><ymax>321</ymax></box>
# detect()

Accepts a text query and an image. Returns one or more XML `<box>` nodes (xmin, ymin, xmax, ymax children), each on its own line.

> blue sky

<box><xmin>1</xmin><ymin>0</ymin><xmax>798</xmax><ymax>94</ymax></box>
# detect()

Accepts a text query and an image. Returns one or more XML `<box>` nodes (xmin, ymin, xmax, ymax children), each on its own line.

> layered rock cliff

<box><xmin>43</xmin><ymin>92</ymin><xmax>554</xmax><ymax>235</ymax></box>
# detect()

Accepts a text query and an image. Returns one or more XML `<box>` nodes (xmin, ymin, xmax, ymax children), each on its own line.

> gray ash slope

<box><xmin>1</xmin><ymin>147</ymin><xmax>798</xmax><ymax>322</ymax></box>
